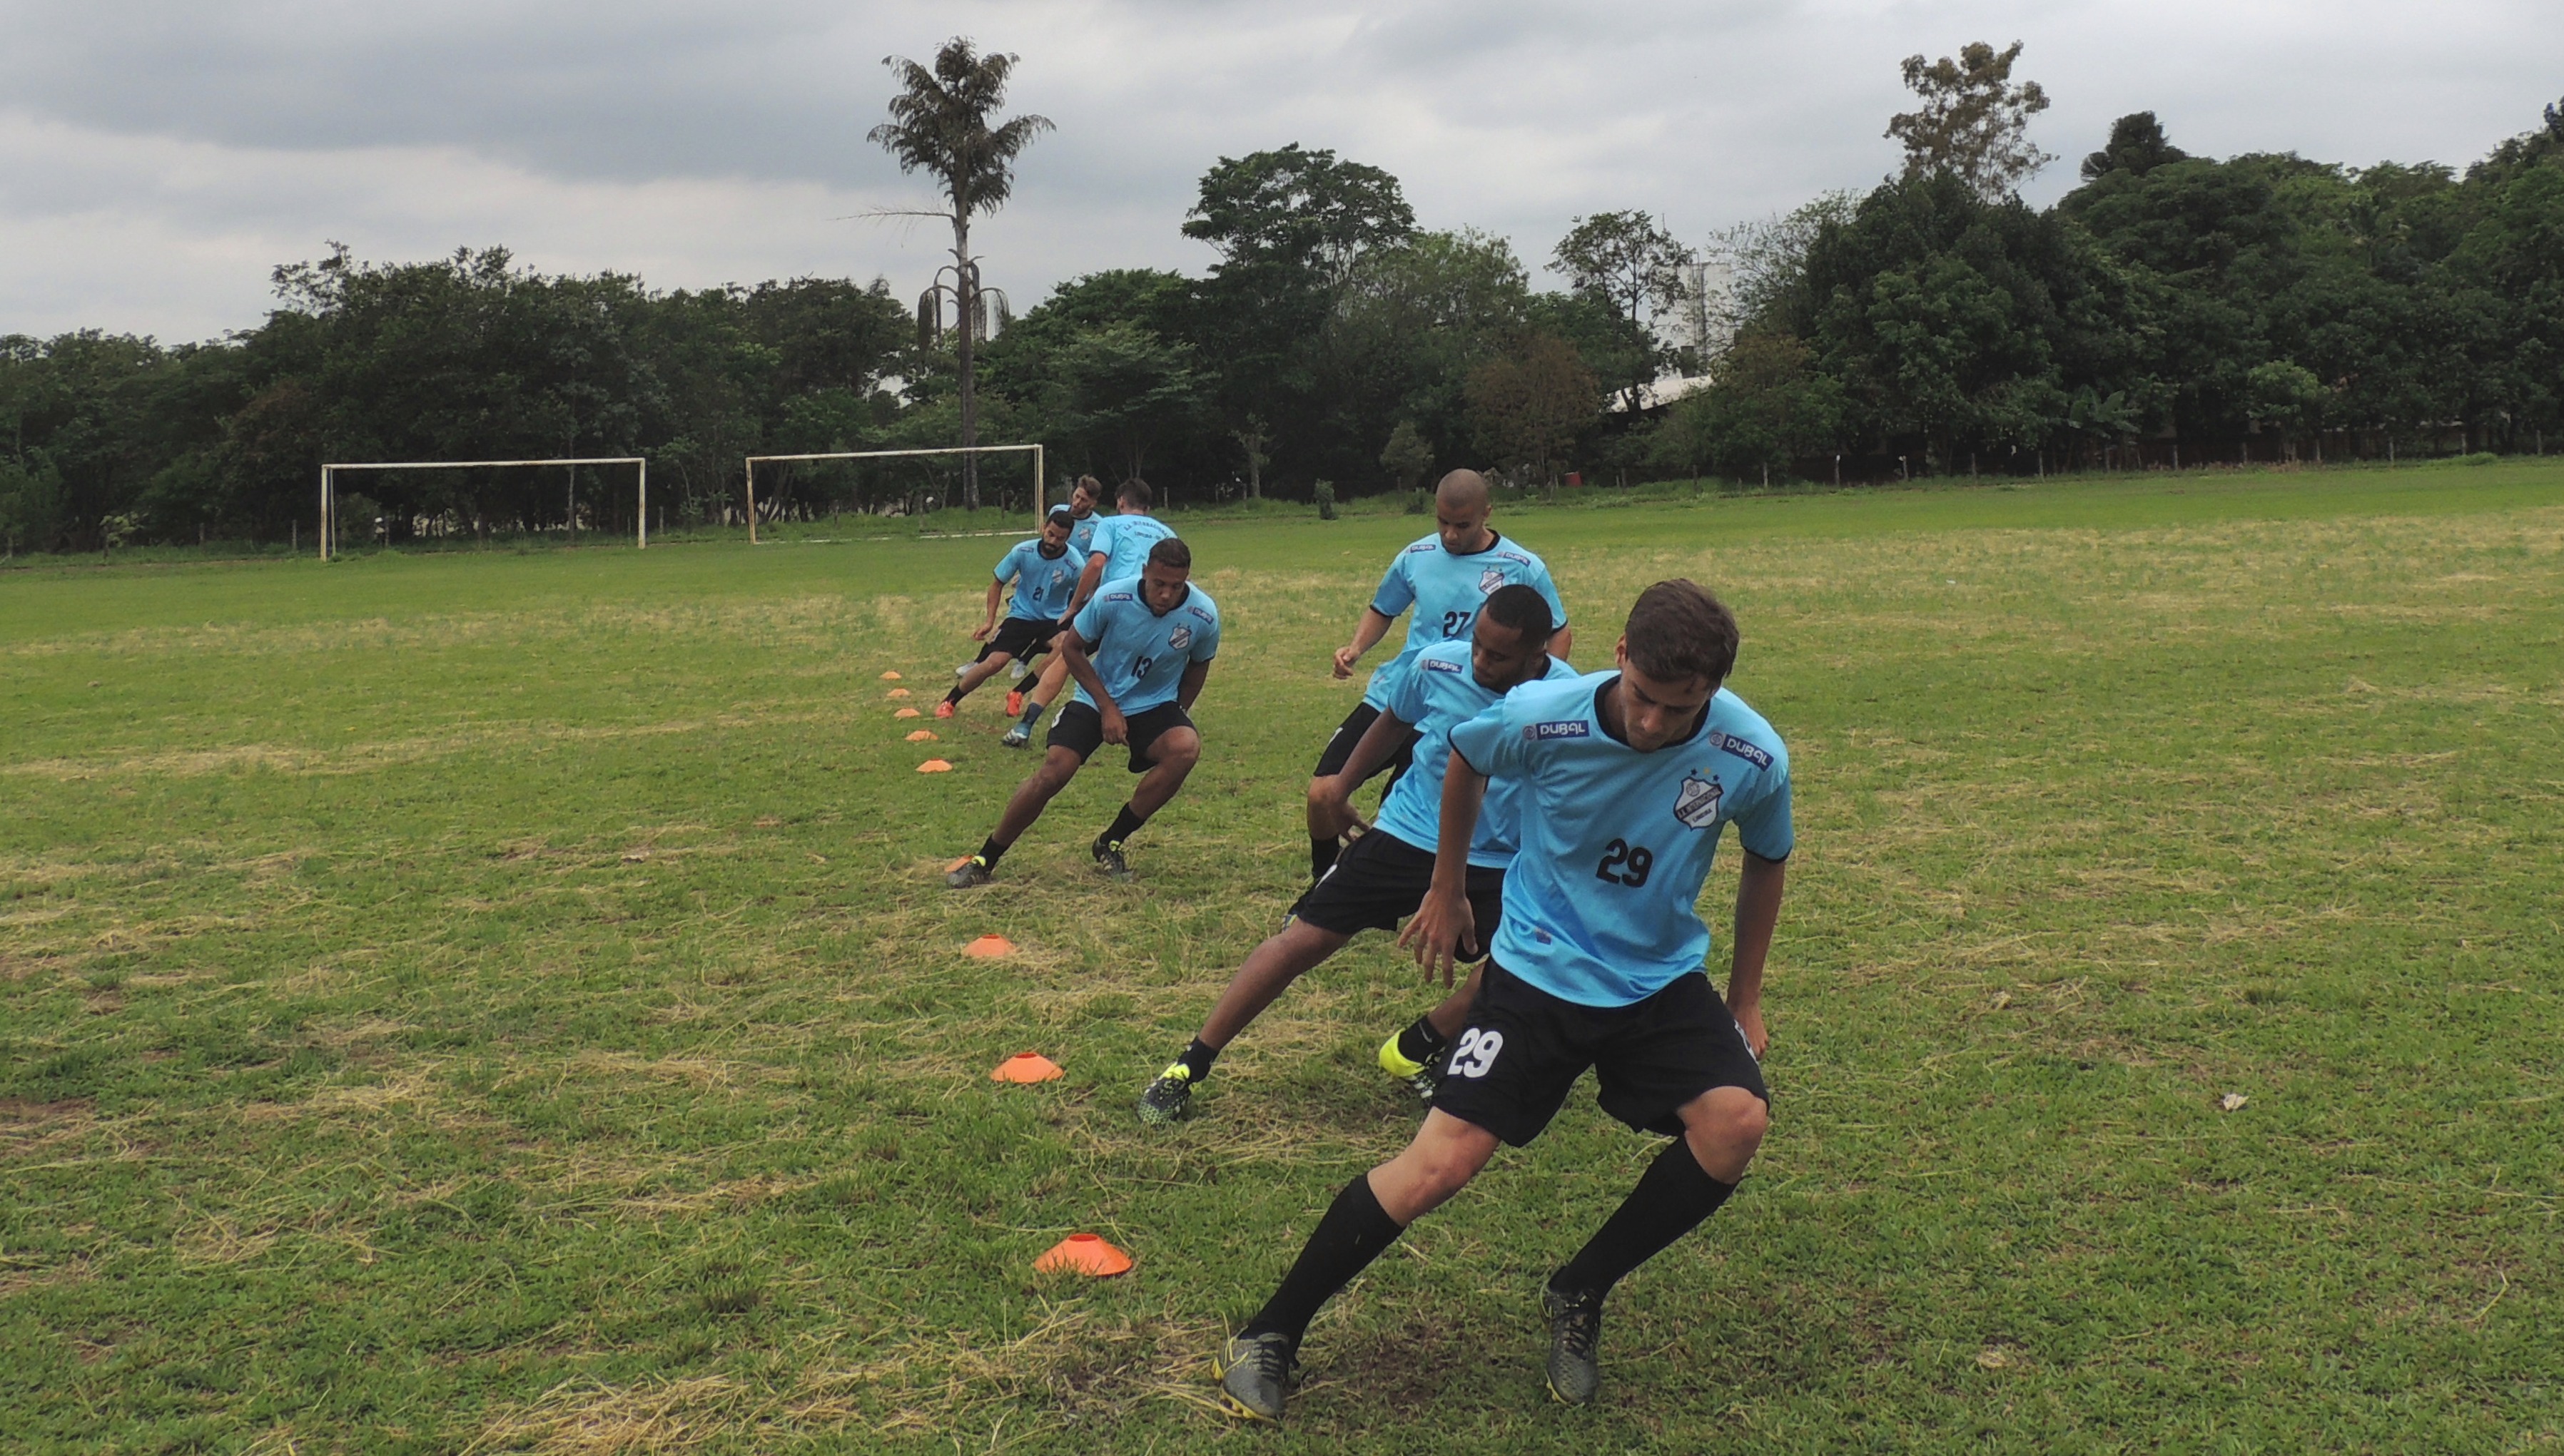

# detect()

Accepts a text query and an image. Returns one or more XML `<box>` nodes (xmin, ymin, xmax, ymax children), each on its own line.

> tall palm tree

<box><xmin>870</xmin><ymin>38</ymin><xmax>1051</xmax><ymax>511</ymax></box>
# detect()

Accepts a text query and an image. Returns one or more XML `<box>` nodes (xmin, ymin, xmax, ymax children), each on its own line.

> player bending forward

<box><xmin>948</xmin><ymin>536</ymin><xmax>1219</xmax><ymax>886</ymax></box>
<box><xmin>1307</xmin><ymin>469</ymin><xmax>1569</xmax><ymax>882</ymax></box>
<box><xmin>1004</xmin><ymin>478</ymin><xmax>1175</xmax><ymax>748</ymax></box>
<box><xmin>1215</xmin><ymin>579</ymin><xmax>1791</xmax><ymax>1421</ymax></box>
<box><xmin>1136</xmin><ymin>585</ymin><xmax>1576</xmax><ymax>1124</ymax></box>
<box><xmin>939</xmin><ymin>506</ymin><xmax>1083</xmax><ymax>718</ymax></box>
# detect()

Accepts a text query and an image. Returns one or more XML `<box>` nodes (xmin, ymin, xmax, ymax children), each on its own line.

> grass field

<box><xmin>4</xmin><ymin>464</ymin><xmax>2560</xmax><ymax>1453</ymax></box>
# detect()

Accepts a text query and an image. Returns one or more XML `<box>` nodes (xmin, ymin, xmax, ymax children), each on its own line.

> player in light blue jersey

<box><xmin>1215</xmin><ymin>581</ymin><xmax>1790</xmax><ymax>1422</ymax></box>
<box><xmin>1062</xmin><ymin>474</ymin><xmax>1107</xmax><ymax>559</ymax></box>
<box><xmin>948</xmin><ymin>536</ymin><xmax>1220</xmax><ymax>887</ymax></box>
<box><xmin>1003</xmin><ymin>478</ymin><xmax>1175</xmax><ymax>748</ymax></box>
<box><xmin>1307</xmin><ymin>470</ymin><xmax>1570</xmax><ymax>883</ymax></box>
<box><xmin>939</xmin><ymin>506</ymin><xmax>1084</xmax><ymax>718</ymax></box>
<box><xmin>1135</xmin><ymin>587</ymin><xmax>1574</xmax><ymax>1126</ymax></box>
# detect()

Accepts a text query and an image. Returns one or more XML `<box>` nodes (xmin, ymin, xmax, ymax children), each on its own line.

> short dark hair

<box><xmin>1623</xmin><ymin>579</ymin><xmax>1737</xmax><ymax>687</ymax></box>
<box><xmin>1481</xmin><ymin>582</ymin><xmax>1554</xmax><ymax>642</ymax></box>
<box><xmin>1045</xmin><ymin>506</ymin><xmax>1075</xmax><ymax>528</ymax></box>
<box><xmin>1146</xmin><ymin>536</ymin><xmax>1191</xmax><ymax>571</ymax></box>
<box><xmin>1118</xmin><ymin>478</ymin><xmax>1153</xmax><ymax>509</ymax></box>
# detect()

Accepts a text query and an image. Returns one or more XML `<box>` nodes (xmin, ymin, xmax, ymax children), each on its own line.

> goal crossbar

<box><xmin>740</xmin><ymin>444</ymin><xmax>1044</xmax><ymax>544</ymax></box>
<box><xmin>320</xmin><ymin>457</ymin><xmax>649</xmax><ymax>559</ymax></box>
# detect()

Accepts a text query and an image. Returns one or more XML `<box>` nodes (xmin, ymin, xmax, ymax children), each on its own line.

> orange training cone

<box><xmin>906</xmin><ymin>730</ymin><xmax>939</xmax><ymax>742</ymax></box>
<box><xmin>1034</xmin><ymin>1233</ymin><xmax>1132</xmax><ymax>1276</ymax></box>
<box><xmin>963</xmin><ymin>935</ymin><xmax>1015</xmax><ymax>958</ymax></box>
<box><xmin>880</xmin><ymin>671</ymin><xmax>903</xmax><ymax>681</ymax></box>
<box><xmin>893</xmin><ymin>708</ymin><xmax>923</xmax><ymax>720</ymax></box>
<box><xmin>992</xmin><ymin>1051</ymin><xmax>1063</xmax><ymax>1083</ymax></box>
<box><xmin>917</xmin><ymin>759</ymin><xmax>953</xmax><ymax>773</ymax></box>
<box><xmin>887</xmin><ymin>688</ymin><xmax>912</xmax><ymax>699</ymax></box>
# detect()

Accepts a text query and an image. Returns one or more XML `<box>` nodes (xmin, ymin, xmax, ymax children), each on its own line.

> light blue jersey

<box><xmin>1087</xmin><ymin>513</ymin><xmax>1177</xmax><ymax>587</ymax></box>
<box><xmin>995</xmin><ymin>538</ymin><xmax>1081</xmax><ymax>622</ymax></box>
<box><xmin>1064</xmin><ymin>507</ymin><xmax>1104</xmax><ymax>559</ymax></box>
<box><xmin>1374</xmin><ymin>640</ymin><xmax>1584</xmax><ymax>869</ymax></box>
<box><xmin>1363</xmin><ymin>532</ymin><xmax>1568</xmax><ymax>711</ymax></box>
<box><xmin>1069</xmin><ymin>576</ymin><xmax>1221</xmax><ymax>715</ymax></box>
<box><xmin>1449</xmin><ymin>673</ymin><xmax>1792</xmax><ymax>1007</ymax></box>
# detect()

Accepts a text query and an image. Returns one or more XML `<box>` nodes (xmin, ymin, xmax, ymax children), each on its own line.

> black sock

<box><xmin>943</xmin><ymin>686</ymin><xmax>966</xmax><ymax>705</ymax></box>
<box><xmin>1176</xmin><ymin>1037</ymin><xmax>1218</xmax><ymax>1081</ymax></box>
<box><xmin>1241</xmin><ymin>1174</ymin><xmax>1406</xmax><ymax>1349</ymax></box>
<box><xmin>1394</xmin><ymin>1015</ymin><xmax>1451</xmax><ymax>1068</ymax></box>
<box><xmin>976</xmin><ymin>835</ymin><xmax>1010</xmax><ymax>868</ymax></box>
<box><xmin>1549</xmin><ymin>1140</ymin><xmax>1738</xmax><ymax>1298</ymax></box>
<box><xmin>1100</xmin><ymin>803</ymin><xmax>1147</xmax><ymax>848</ymax></box>
<box><xmin>1310</xmin><ymin>835</ymin><xmax>1339</xmax><ymax>880</ymax></box>
<box><xmin>1018</xmin><ymin>698</ymin><xmax>1048</xmax><ymax>727</ymax></box>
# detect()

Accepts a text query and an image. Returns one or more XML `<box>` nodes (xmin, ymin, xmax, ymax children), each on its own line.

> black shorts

<box><xmin>1312</xmin><ymin>701</ymin><xmax>1419</xmax><ymax>786</ymax></box>
<box><xmin>1047</xmin><ymin>700</ymin><xmax>1196</xmax><ymax>774</ymax></box>
<box><xmin>1431</xmin><ymin>959</ymin><xmax>1768</xmax><ymax>1147</ymax></box>
<box><xmin>1287</xmin><ymin>828</ymin><xmax>1503</xmax><ymax>959</ymax></box>
<box><xmin>978</xmin><ymin>616</ymin><xmax>1061</xmax><ymax>663</ymax></box>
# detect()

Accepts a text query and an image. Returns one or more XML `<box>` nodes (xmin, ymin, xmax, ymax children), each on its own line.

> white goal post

<box><xmin>739</xmin><ymin>444</ymin><xmax>1045</xmax><ymax>544</ymax></box>
<box><xmin>319</xmin><ymin>457</ymin><xmax>649</xmax><ymax>560</ymax></box>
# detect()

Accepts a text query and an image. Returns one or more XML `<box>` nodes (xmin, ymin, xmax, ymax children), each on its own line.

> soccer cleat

<box><xmin>1093</xmin><ymin>837</ymin><xmax>1132</xmax><ymax>882</ymax></box>
<box><xmin>1377</xmin><ymin>1033</ymin><xmax>1441</xmax><ymax>1103</ymax></box>
<box><xmin>946</xmin><ymin>855</ymin><xmax>993</xmax><ymax>889</ymax></box>
<box><xmin>953</xmin><ymin>661</ymin><xmax>971</xmax><ymax>681</ymax></box>
<box><xmin>1213</xmin><ymin>1331</ymin><xmax>1296</xmax><ymax>1422</ymax></box>
<box><xmin>1000</xmin><ymin>723</ymin><xmax>1032</xmax><ymax>748</ymax></box>
<box><xmin>1541</xmin><ymin>1284</ymin><xmax>1605</xmax><ymax>1405</ymax></box>
<box><xmin>1008</xmin><ymin>658</ymin><xmax>1028</xmax><ymax>680</ymax></box>
<box><xmin>1004</xmin><ymin>689</ymin><xmax>1025</xmax><ymax>716</ymax></box>
<box><xmin>933</xmin><ymin>701</ymin><xmax>956</xmax><ymax>719</ymax></box>
<box><xmin>1136</xmin><ymin>1062</ymin><xmax>1195</xmax><ymax>1124</ymax></box>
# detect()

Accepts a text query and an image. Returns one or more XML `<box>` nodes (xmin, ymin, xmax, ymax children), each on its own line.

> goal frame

<box><xmin>320</xmin><ymin>457</ymin><xmax>649</xmax><ymax>560</ymax></box>
<box><xmin>739</xmin><ymin>444</ymin><xmax>1045</xmax><ymax>544</ymax></box>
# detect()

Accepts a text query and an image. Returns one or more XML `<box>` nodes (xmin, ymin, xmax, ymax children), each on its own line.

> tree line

<box><xmin>4</xmin><ymin>41</ymin><xmax>2560</xmax><ymax>554</ymax></box>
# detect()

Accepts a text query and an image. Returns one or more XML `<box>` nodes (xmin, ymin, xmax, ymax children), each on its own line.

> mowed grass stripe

<box><xmin>2</xmin><ymin>463</ymin><xmax>2559</xmax><ymax>1452</ymax></box>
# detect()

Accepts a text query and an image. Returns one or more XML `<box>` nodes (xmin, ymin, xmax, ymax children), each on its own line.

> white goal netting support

<box><xmin>319</xmin><ymin>457</ymin><xmax>649</xmax><ymax>560</ymax></box>
<box><xmin>739</xmin><ymin>444</ymin><xmax>1045</xmax><ymax>544</ymax></box>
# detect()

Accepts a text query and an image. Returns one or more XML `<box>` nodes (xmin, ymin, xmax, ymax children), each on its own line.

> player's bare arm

<box><xmin>1728</xmin><ymin>851</ymin><xmax>1785</xmax><ymax>1056</ymax></box>
<box><xmin>1312</xmin><ymin>706</ymin><xmax>1412</xmax><ymax>837</ymax></box>
<box><xmin>1175</xmin><ymin>658</ymin><xmax>1210</xmax><ymax>713</ymax></box>
<box><xmin>1394</xmin><ymin>753</ymin><xmax>1484</xmax><ymax>986</ymax></box>
<box><xmin>1333</xmin><ymin>607</ymin><xmax>1394</xmax><ymax>678</ymax></box>
<box><xmin>1066</xmin><ymin>551</ymin><xmax>1108</xmax><ymax>618</ymax></box>
<box><xmin>1060</xmin><ymin>632</ymin><xmax>1123</xmax><ymax>741</ymax></box>
<box><xmin>973</xmin><ymin>575</ymin><xmax>1005</xmax><ymax>641</ymax></box>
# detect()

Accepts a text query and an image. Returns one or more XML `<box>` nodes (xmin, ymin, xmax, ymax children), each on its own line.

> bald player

<box><xmin>1307</xmin><ymin>470</ymin><xmax>1572</xmax><ymax>881</ymax></box>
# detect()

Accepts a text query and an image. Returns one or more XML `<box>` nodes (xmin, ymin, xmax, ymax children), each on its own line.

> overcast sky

<box><xmin>4</xmin><ymin>0</ymin><xmax>2558</xmax><ymax>342</ymax></box>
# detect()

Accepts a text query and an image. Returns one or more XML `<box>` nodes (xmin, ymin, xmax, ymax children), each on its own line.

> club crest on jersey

<box><xmin>1479</xmin><ymin>566</ymin><xmax>1508</xmax><ymax>594</ymax></box>
<box><xmin>1673</xmin><ymin>771</ymin><xmax>1723</xmax><ymax>830</ymax></box>
<box><xmin>1167</xmin><ymin>625</ymin><xmax>1193</xmax><ymax>651</ymax></box>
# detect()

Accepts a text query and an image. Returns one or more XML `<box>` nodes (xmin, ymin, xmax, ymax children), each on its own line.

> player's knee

<box><xmin>1158</xmin><ymin>730</ymin><xmax>1200</xmax><ymax>770</ymax></box>
<box><xmin>1697</xmin><ymin>1093</ymin><xmax>1768</xmax><ymax>1160</ymax></box>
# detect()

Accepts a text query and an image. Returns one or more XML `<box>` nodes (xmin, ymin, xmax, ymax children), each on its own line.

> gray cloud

<box><xmin>4</xmin><ymin>0</ymin><xmax>2558</xmax><ymax>340</ymax></box>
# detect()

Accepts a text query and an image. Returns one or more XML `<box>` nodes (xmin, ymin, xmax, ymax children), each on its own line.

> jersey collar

<box><xmin>1444</xmin><ymin>528</ymin><xmax>1502</xmax><ymax>558</ymax></box>
<box><xmin>1592</xmin><ymin>674</ymin><xmax>1714</xmax><ymax>750</ymax></box>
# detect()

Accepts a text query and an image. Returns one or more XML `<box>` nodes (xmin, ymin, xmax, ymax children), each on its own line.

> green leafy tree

<box><xmin>1184</xmin><ymin>144</ymin><xmax>1416</xmax><ymax>492</ymax></box>
<box><xmin>1551</xmin><ymin>211</ymin><xmax>1696</xmax><ymax>410</ymax></box>
<box><xmin>869</xmin><ymin>37</ymin><xmax>1053</xmax><ymax>511</ymax></box>
<box><xmin>1665</xmin><ymin>332</ymin><xmax>1847</xmax><ymax>484</ymax></box>
<box><xmin>1887</xmin><ymin>41</ymin><xmax>2055</xmax><ymax>201</ymax></box>
<box><xmin>1467</xmin><ymin>332</ymin><xmax>1598</xmax><ymax>486</ymax></box>
<box><xmin>1379</xmin><ymin>419</ymin><xmax>1434</xmax><ymax>492</ymax></box>
<box><xmin>2081</xmin><ymin>112</ymin><xmax>2187</xmax><ymax>182</ymax></box>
